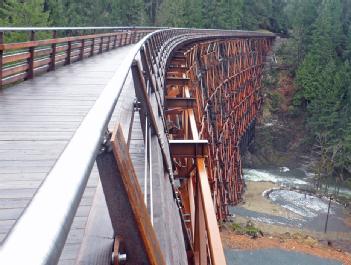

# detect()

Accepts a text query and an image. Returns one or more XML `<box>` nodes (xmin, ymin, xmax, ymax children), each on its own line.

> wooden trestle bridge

<box><xmin>0</xmin><ymin>27</ymin><xmax>274</xmax><ymax>265</ymax></box>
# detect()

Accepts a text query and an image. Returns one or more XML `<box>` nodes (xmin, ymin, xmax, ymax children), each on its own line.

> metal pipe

<box><xmin>148</xmin><ymin>85</ymin><xmax>154</xmax><ymax>225</ymax></box>
<box><xmin>0</xmin><ymin>26</ymin><xmax>164</xmax><ymax>32</ymax></box>
<box><xmin>149</xmin><ymin>126</ymin><xmax>153</xmax><ymax>225</ymax></box>
<box><xmin>144</xmin><ymin>114</ymin><xmax>149</xmax><ymax>206</ymax></box>
<box><xmin>0</xmin><ymin>27</ymin><xmax>275</xmax><ymax>39</ymax></box>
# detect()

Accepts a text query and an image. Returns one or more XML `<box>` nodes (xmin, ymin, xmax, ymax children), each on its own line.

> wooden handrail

<box><xmin>0</xmin><ymin>29</ymin><xmax>154</xmax><ymax>88</ymax></box>
<box><xmin>0</xmin><ymin>31</ymin><xmax>153</xmax><ymax>50</ymax></box>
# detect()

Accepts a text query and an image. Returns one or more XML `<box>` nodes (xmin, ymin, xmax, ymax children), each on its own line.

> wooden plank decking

<box><xmin>0</xmin><ymin>45</ymin><xmax>136</xmax><ymax>265</ymax></box>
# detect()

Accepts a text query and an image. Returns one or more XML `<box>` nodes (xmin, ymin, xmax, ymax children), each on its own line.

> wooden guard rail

<box><xmin>0</xmin><ymin>27</ymin><xmax>154</xmax><ymax>87</ymax></box>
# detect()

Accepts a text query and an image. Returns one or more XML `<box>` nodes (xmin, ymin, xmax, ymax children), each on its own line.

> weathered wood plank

<box><xmin>75</xmin><ymin>184</ymin><xmax>114</xmax><ymax>265</ymax></box>
<box><xmin>96</xmin><ymin>125</ymin><xmax>166</xmax><ymax>265</ymax></box>
<box><xmin>0</xmin><ymin>44</ymin><xmax>136</xmax><ymax>265</ymax></box>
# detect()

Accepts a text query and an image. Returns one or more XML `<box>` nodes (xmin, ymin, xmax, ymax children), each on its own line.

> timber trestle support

<box><xmin>97</xmin><ymin>36</ymin><xmax>273</xmax><ymax>264</ymax></box>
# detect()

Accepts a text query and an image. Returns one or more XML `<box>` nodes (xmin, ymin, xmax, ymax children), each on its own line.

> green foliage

<box><xmin>241</xmin><ymin>0</ymin><xmax>271</xmax><ymax>30</ymax></box>
<box><xmin>45</xmin><ymin>0</ymin><xmax>67</xmax><ymax>26</ymax></box>
<box><xmin>269</xmin><ymin>91</ymin><xmax>282</xmax><ymax>112</ymax></box>
<box><xmin>113</xmin><ymin>0</ymin><xmax>146</xmax><ymax>25</ymax></box>
<box><xmin>0</xmin><ymin>0</ymin><xmax>289</xmax><ymax>32</ymax></box>
<box><xmin>0</xmin><ymin>0</ymin><xmax>50</xmax><ymax>41</ymax></box>
<box><xmin>0</xmin><ymin>0</ymin><xmax>49</xmax><ymax>26</ymax></box>
<box><xmin>156</xmin><ymin>0</ymin><xmax>187</xmax><ymax>27</ymax></box>
<box><xmin>202</xmin><ymin>0</ymin><xmax>241</xmax><ymax>29</ymax></box>
<box><xmin>157</xmin><ymin>0</ymin><xmax>286</xmax><ymax>31</ymax></box>
<box><xmin>144</xmin><ymin>0</ymin><xmax>162</xmax><ymax>25</ymax></box>
<box><xmin>285</xmin><ymin>0</ymin><xmax>319</xmax><ymax>67</ymax></box>
<box><xmin>291</xmin><ymin>0</ymin><xmax>351</xmax><ymax>184</ymax></box>
<box><xmin>183</xmin><ymin>0</ymin><xmax>203</xmax><ymax>28</ymax></box>
<box><xmin>0</xmin><ymin>0</ymin><xmax>349</xmax><ymax>184</ymax></box>
<box><xmin>231</xmin><ymin>222</ymin><xmax>263</xmax><ymax>237</ymax></box>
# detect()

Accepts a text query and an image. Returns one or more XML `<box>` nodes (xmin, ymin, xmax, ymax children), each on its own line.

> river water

<box><xmin>229</xmin><ymin>167</ymin><xmax>351</xmax><ymax>233</ymax></box>
<box><xmin>226</xmin><ymin>167</ymin><xmax>351</xmax><ymax>264</ymax></box>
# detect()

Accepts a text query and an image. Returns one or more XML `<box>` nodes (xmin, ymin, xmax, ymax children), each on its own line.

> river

<box><xmin>224</xmin><ymin>167</ymin><xmax>351</xmax><ymax>265</ymax></box>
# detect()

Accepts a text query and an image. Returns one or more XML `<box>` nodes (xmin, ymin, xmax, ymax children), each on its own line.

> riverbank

<box><xmin>223</xmin><ymin>174</ymin><xmax>351</xmax><ymax>264</ymax></box>
<box><xmin>230</xmin><ymin>179</ymin><xmax>351</xmax><ymax>240</ymax></box>
<box><xmin>221</xmin><ymin>229</ymin><xmax>351</xmax><ymax>265</ymax></box>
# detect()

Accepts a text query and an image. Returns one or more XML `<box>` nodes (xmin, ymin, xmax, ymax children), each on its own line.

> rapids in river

<box><xmin>229</xmin><ymin>168</ymin><xmax>351</xmax><ymax>233</ymax></box>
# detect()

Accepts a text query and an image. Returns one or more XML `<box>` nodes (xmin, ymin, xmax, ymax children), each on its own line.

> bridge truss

<box><xmin>0</xmin><ymin>27</ymin><xmax>274</xmax><ymax>265</ymax></box>
<box><xmin>165</xmin><ymin>37</ymin><xmax>273</xmax><ymax>264</ymax></box>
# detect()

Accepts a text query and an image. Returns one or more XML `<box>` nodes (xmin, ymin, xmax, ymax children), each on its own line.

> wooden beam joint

<box><xmin>165</xmin><ymin>97</ymin><xmax>196</xmax><ymax>109</ymax></box>
<box><xmin>166</xmin><ymin>77</ymin><xmax>190</xmax><ymax>87</ymax></box>
<box><xmin>169</xmin><ymin>140</ymin><xmax>208</xmax><ymax>158</ymax></box>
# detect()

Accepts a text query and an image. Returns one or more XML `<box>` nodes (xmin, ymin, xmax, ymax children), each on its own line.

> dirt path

<box><xmin>221</xmin><ymin>230</ymin><xmax>351</xmax><ymax>265</ymax></box>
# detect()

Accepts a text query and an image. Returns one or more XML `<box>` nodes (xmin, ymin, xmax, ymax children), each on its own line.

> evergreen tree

<box><xmin>45</xmin><ymin>0</ymin><xmax>67</xmax><ymax>26</ymax></box>
<box><xmin>285</xmin><ymin>0</ymin><xmax>319</xmax><ymax>67</ymax></box>
<box><xmin>0</xmin><ymin>0</ymin><xmax>50</xmax><ymax>26</ymax></box>
<box><xmin>223</xmin><ymin>0</ymin><xmax>243</xmax><ymax>29</ymax></box>
<box><xmin>183</xmin><ymin>0</ymin><xmax>203</xmax><ymax>28</ymax></box>
<box><xmin>202</xmin><ymin>0</ymin><xmax>242</xmax><ymax>29</ymax></box>
<box><xmin>0</xmin><ymin>0</ymin><xmax>50</xmax><ymax>41</ymax></box>
<box><xmin>296</xmin><ymin>0</ymin><xmax>344</xmax><ymax>104</ymax></box>
<box><xmin>59</xmin><ymin>0</ymin><xmax>113</xmax><ymax>26</ymax></box>
<box><xmin>156</xmin><ymin>0</ymin><xmax>185</xmax><ymax>27</ymax></box>
<box><xmin>294</xmin><ymin>0</ymin><xmax>351</xmax><ymax>176</ymax></box>
<box><xmin>202</xmin><ymin>0</ymin><xmax>224</xmax><ymax>28</ymax></box>
<box><xmin>241</xmin><ymin>0</ymin><xmax>272</xmax><ymax>30</ymax></box>
<box><xmin>113</xmin><ymin>0</ymin><xmax>146</xmax><ymax>26</ymax></box>
<box><xmin>144</xmin><ymin>0</ymin><xmax>162</xmax><ymax>25</ymax></box>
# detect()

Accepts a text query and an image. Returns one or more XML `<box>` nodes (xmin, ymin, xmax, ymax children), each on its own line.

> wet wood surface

<box><xmin>0</xmin><ymin>44</ymin><xmax>135</xmax><ymax>265</ymax></box>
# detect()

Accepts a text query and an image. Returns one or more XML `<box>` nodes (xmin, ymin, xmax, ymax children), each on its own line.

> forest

<box><xmin>0</xmin><ymin>0</ymin><xmax>350</xmax><ymax>186</ymax></box>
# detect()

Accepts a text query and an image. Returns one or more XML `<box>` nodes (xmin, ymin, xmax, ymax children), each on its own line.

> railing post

<box><xmin>66</xmin><ymin>41</ymin><xmax>72</xmax><ymax>65</ymax></box>
<box><xmin>113</xmin><ymin>33</ymin><xmax>117</xmax><ymax>49</ymax></box>
<box><xmin>90</xmin><ymin>37</ymin><xmax>95</xmax><ymax>57</ymax></box>
<box><xmin>49</xmin><ymin>30</ymin><xmax>57</xmax><ymax>71</ymax></box>
<box><xmin>98</xmin><ymin>36</ymin><xmax>103</xmax><ymax>54</ymax></box>
<box><xmin>26</xmin><ymin>30</ymin><xmax>35</xmax><ymax>80</ymax></box>
<box><xmin>80</xmin><ymin>39</ymin><xmax>85</xmax><ymax>60</ymax></box>
<box><xmin>132</xmin><ymin>29</ymin><xmax>137</xmax><ymax>44</ymax></box>
<box><xmin>122</xmin><ymin>32</ymin><xmax>127</xmax><ymax>46</ymax></box>
<box><xmin>107</xmin><ymin>35</ymin><xmax>111</xmax><ymax>51</ymax></box>
<box><xmin>117</xmin><ymin>33</ymin><xmax>122</xmax><ymax>47</ymax></box>
<box><xmin>0</xmin><ymin>31</ymin><xmax>3</xmax><ymax>89</ymax></box>
<box><xmin>64</xmin><ymin>30</ymin><xmax>72</xmax><ymax>65</ymax></box>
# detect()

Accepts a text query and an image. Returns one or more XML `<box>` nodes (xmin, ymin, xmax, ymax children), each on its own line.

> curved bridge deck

<box><xmin>0</xmin><ymin>28</ymin><xmax>275</xmax><ymax>265</ymax></box>
<box><xmin>0</xmin><ymin>45</ymin><xmax>135</xmax><ymax>264</ymax></box>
